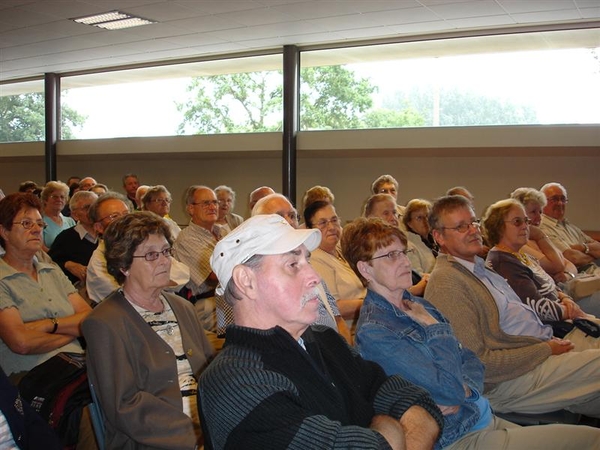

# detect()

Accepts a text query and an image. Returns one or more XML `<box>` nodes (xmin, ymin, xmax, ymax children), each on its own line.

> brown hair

<box><xmin>341</xmin><ymin>217</ymin><xmax>407</xmax><ymax>287</ymax></box>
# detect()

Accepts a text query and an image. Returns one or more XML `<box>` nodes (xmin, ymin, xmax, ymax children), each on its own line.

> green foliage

<box><xmin>362</xmin><ymin>108</ymin><xmax>425</xmax><ymax>128</ymax></box>
<box><xmin>0</xmin><ymin>93</ymin><xmax>85</xmax><ymax>142</ymax></box>
<box><xmin>299</xmin><ymin>66</ymin><xmax>375</xmax><ymax>130</ymax></box>
<box><xmin>178</xmin><ymin>66</ymin><xmax>406</xmax><ymax>134</ymax></box>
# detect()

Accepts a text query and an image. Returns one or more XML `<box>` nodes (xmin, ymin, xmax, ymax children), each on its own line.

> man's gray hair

<box><xmin>540</xmin><ymin>182</ymin><xmax>567</xmax><ymax>196</ymax></box>
<box><xmin>184</xmin><ymin>185</ymin><xmax>212</xmax><ymax>206</ymax></box>
<box><xmin>88</xmin><ymin>192</ymin><xmax>132</xmax><ymax>223</ymax></box>
<box><xmin>222</xmin><ymin>254</ymin><xmax>265</xmax><ymax>306</ymax></box>
<box><xmin>69</xmin><ymin>190</ymin><xmax>98</xmax><ymax>209</ymax></box>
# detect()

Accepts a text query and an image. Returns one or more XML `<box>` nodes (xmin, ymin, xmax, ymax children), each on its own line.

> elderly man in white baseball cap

<box><xmin>198</xmin><ymin>214</ymin><xmax>442</xmax><ymax>450</ymax></box>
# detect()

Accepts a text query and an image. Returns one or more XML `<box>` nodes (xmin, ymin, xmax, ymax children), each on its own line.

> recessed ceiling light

<box><xmin>71</xmin><ymin>10</ymin><xmax>156</xmax><ymax>30</ymax></box>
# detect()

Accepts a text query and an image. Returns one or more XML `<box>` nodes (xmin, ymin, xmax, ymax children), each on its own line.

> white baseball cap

<box><xmin>211</xmin><ymin>214</ymin><xmax>321</xmax><ymax>295</ymax></box>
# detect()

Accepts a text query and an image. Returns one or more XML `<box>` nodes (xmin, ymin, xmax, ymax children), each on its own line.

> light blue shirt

<box><xmin>455</xmin><ymin>256</ymin><xmax>553</xmax><ymax>340</ymax></box>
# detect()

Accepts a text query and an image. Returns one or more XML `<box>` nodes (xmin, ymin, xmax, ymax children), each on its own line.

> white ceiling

<box><xmin>1</xmin><ymin>0</ymin><xmax>599</xmax><ymax>84</ymax></box>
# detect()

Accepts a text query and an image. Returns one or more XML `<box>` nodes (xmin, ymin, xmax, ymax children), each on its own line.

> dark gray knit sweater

<box><xmin>198</xmin><ymin>324</ymin><xmax>442</xmax><ymax>449</ymax></box>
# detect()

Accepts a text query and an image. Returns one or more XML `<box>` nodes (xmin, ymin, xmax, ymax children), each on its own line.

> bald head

<box><xmin>249</xmin><ymin>186</ymin><xmax>275</xmax><ymax>211</ymax></box>
<box><xmin>252</xmin><ymin>193</ymin><xmax>299</xmax><ymax>228</ymax></box>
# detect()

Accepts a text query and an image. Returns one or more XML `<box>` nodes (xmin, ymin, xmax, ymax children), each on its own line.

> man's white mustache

<box><xmin>300</xmin><ymin>288</ymin><xmax>320</xmax><ymax>307</ymax></box>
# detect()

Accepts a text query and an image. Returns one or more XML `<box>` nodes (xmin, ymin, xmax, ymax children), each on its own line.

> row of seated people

<box><xmin>1</xmin><ymin>174</ymin><xmax>600</xmax><ymax>448</ymax></box>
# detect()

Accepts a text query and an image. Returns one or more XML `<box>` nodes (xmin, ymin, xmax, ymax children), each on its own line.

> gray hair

<box><xmin>184</xmin><ymin>185</ymin><xmax>212</xmax><ymax>206</ymax></box>
<box><xmin>214</xmin><ymin>185</ymin><xmax>236</xmax><ymax>204</ymax></box>
<box><xmin>69</xmin><ymin>190</ymin><xmax>98</xmax><ymax>209</ymax></box>
<box><xmin>371</xmin><ymin>174</ymin><xmax>398</xmax><ymax>195</ymax></box>
<box><xmin>142</xmin><ymin>185</ymin><xmax>171</xmax><ymax>208</ymax></box>
<box><xmin>222</xmin><ymin>254</ymin><xmax>265</xmax><ymax>306</ymax></box>
<box><xmin>41</xmin><ymin>181</ymin><xmax>69</xmax><ymax>203</ymax></box>
<box><xmin>510</xmin><ymin>187</ymin><xmax>547</xmax><ymax>208</ymax></box>
<box><xmin>252</xmin><ymin>193</ymin><xmax>291</xmax><ymax>216</ymax></box>
<box><xmin>88</xmin><ymin>192</ymin><xmax>132</xmax><ymax>223</ymax></box>
<box><xmin>540</xmin><ymin>182</ymin><xmax>567</xmax><ymax>196</ymax></box>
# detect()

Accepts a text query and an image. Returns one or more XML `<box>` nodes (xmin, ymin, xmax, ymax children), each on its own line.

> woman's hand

<box><xmin>408</xmin><ymin>273</ymin><xmax>429</xmax><ymax>297</ymax></box>
<box><xmin>528</xmin><ymin>225</ymin><xmax>546</xmax><ymax>242</ymax></box>
<box><xmin>401</xmin><ymin>300</ymin><xmax>438</xmax><ymax>326</ymax></box>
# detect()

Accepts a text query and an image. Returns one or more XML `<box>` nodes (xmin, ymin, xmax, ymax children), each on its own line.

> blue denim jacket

<box><xmin>356</xmin><ymin>289</ymin><xmax>492</xmax><ymax>449</ymax></box>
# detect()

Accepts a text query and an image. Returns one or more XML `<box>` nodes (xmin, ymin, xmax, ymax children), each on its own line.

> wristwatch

<box><xmin>50</xmin><ymin>317</ymin><xmax>58</xmax><ymax>334</ymax></box>
<box><xmin>582</xmin><ymin>242</ymin><xmax>590</xmax><ymax>254</ymax></box>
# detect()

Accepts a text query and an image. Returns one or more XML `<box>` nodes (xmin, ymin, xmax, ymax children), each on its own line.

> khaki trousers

<box><xmin>486</xmin><ymin>349</ymin><xmax>600</xmax><ymax>418</ymax></box>
<box><xmin>445</xmin><ymin>415</ymin><xmax>600</xmax><ymax>450</ymax></box>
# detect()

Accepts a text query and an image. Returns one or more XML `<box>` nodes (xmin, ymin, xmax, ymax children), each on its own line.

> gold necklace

<box><xmin>494</xmin><ymin>244</ymin><xmax>532</xmax><ymax>267</ymax></box>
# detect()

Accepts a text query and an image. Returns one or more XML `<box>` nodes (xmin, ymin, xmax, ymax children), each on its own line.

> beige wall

<box><xmin>1</xmin><ymin>126</ymin><xmax>599</xmax><ymax>229</ymax></box>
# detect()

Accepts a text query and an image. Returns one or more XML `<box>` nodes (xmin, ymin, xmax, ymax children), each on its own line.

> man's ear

<box><xmin>231</xmin><ymin>265</ymin><xmax>258</xmax><ymax>299</ymax></box>
<box><xmin>93</xmin><ymin>222</ymin><xmax>103</xmax><ymax>235</ymax></box>
<box><xmin>432</xmin><ymin>228</ymin><xmax>444</xmax><ymax>248</ymax></box>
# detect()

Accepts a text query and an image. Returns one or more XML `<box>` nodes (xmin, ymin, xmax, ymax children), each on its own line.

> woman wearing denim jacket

<box><xmin>340</xmin><ymin>217</ymin><xmax>600</xmax><ymax>450</ymax></box>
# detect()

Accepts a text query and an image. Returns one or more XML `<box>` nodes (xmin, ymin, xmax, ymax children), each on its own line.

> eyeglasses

<box><xmin>98</xmin><ymin>211</ymin><xmax>128</xmax><ymax>223</ymax></box>
<box><xmin>218</xmin><ymin>199</ymin><xmax>233</xmax><ymax>205</ymax></box>
<box><xmin>315</xmin><ymin>217</ymin><xmax>340</xmax><ymax>229</ymax></box>
<box><xmin>12</xmin><ymin>219</ymin><xmax>47</xmax><ymax>230</ymax></box>
<box><xmin>150</xmin><ymin>198</ymin><xmax>171</xmax><ymax>204</ymax></box>
<box><xmin>547</xmin><ymin>195</ymin><xmax>568</xmax><ymax>204</ymax></box>
<box><xmin>378</xmin><ymin>188</ymin><xmax>397</xmax><ymax>195</ymax></box>
<box><xmin>132</xmin><ymin>247</ymin><xmax>173</xmax><ymax>261</ymax></box>
<box><xmin>412</xmin><ymin>215</ymin><xmax>428</xmax><ymax>222</ymax></box>
<box><xmin>370</xmin><ymin>249</ymin><xmax>412</xmax><ymax>261</ymax></box>
<box><xmin>278</xmin><ymin>211</ymin><xmax>299</xmax><ymax>222</ymax></box>
<box><xmin>72</xmin><ymin>204</ymin><xmax>92</xmax><ymax>211</ymax></box>
<box><xmin>440</xmin><ymin>220</ymin><xmax>481</xmax><ymax>233</ymax></box>
<box><xmin>505</xmin><ymin>217</ymin><xmax>531</xmax><ymax>227</ymax></box>
<box><xmin>191</xmin><ymin>200</ymin><xmax>219</xmax><ymax>208</ymax></box>
<box><xmin>49</xmin><ymin>194</ymin><xmax>67</xmax><ymax>201</ymax></box>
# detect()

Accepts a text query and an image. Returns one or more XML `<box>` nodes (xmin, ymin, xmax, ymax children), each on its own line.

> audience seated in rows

<box><xmin>540</xmin><ymin>182</ymin><xmax>600</xmax><ymax>272</ymax></box>
<box><xmin>86</xmin><ymin>192</ymin><xmax>189</xmax><ymax>304</ymax></box>
<box><xmin>48</xmin><ymin>191</ymin><xmax>99</xmax><ymax>287</ymax></box>
<box><xmin>343</xmin><ymin>217</ymin><xmax>600</xmax><ymax>450</ymax></box>
<box><xmin>425</xmin><ymin>194</ymin><xmax>600</xmax><ymax>417</ymax></box>
<box><xmin>199</xmin><ymin>214</ymin><xmax>443</xmax><ymax>449</ymax></box>
<box><xmin>483</xmin><ymin>198</ymin><xmax>600</xmax><ymax>328</ymax></box>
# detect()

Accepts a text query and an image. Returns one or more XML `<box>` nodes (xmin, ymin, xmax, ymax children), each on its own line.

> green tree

<box><xmin>178</xmin><ymin>66</ymin><xmax>398</xmax><ymax>134</ymax></box>
<box><xmin>362</xmin><ymin>108</ymin><xmax>425</xmax><ymax>128</ymax></box>
<box><xmin>0</xmin><ymin>93</ymin><xmax>85</xmax><ymax>142</ymax></box>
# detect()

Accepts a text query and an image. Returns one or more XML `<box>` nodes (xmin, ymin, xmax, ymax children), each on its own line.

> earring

<box><xmin>120</xmin><ymin>268</ymin><xmax>130</xmax><ymax>276</ymax></box>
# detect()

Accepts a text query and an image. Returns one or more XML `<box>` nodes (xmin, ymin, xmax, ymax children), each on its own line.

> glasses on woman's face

<box><xmin>49</xmin><ymin>194</ymin><xmax>67</xmax><ymax>201</ymax></box>
<box><xmin>150</xmin><ymin>198</ymin><xmax>171</xmax><ymax>205</ymax></box>
<box><xmin>132</xmin><ymin>247</ymin><xmax>173</xmax><ymax>262</ymax></box>
<box><xmin>505</xmin><ymin>217</ymin><xmax>531</xmax><ymax>227</ymax></box>
<box><xmin>369</xmin><ymin>249</ymin><xmax>412</xmax><ymax>261</ymax></box>
<box><xmin>12</xmin><ymin>219</ymin><xmax>47</xmax><ymax>230</ymax></box>
<box><xmin>315</xmin><ymin>216</ymin><xmax>340</xmax><ymax>229</ymax></box>
<box><xmin>379</xmin><ymin>188</ymin><xmax>397</xmax><ymax>195</ymax></box>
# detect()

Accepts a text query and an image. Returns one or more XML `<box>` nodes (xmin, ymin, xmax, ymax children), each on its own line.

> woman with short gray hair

<box><xmin>41</xmin><ymin>181</ymin><xmax>75</xmax><ymax>250</ymax></box>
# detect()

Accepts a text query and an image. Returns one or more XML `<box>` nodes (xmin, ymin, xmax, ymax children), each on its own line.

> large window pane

<box><xmin>300</xmin><ymin>29</ymin><xmax>600</xmax><ymax>130</ymax></box>
<box><xmin>61</xmin><ymin>54</ymin><xmax>282</xmax><ymax>139</ymax></box>
<box><xmin>0</xmin><ymin>80</ymin><xmax>45</xmax><ymax>143</ymax></box>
